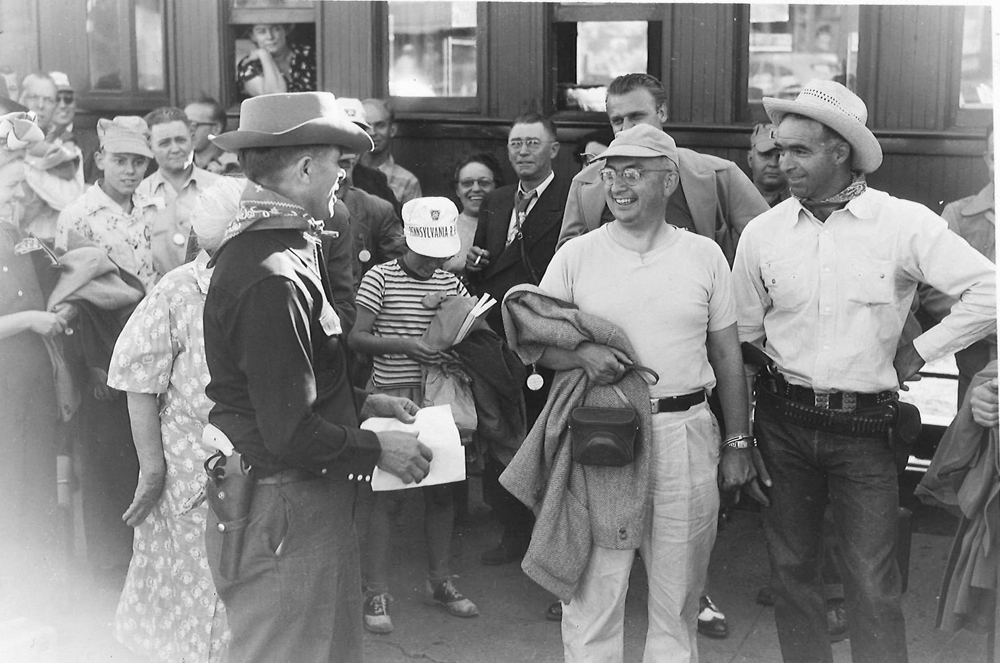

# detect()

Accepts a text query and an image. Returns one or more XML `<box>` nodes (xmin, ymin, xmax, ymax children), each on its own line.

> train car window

<box><xmin>386</xmin><ymin>1</ymin><xmax>478</xmax><ymax>99</ymax></box>
<box><xmin>958</xmin><ymin>5</ymin><xmax>992</xmax><ymax>111</ymax></box>
<box><xmin>747</xmin><ymin>4</ymin><xmax>859</xmax><ymax>105</ymax></box>
<box><xmin>86</xmin><ymin>0</ymin><xmax>167</xmax><ymax>94</ymax></box>
<box><xmin>551</xmin><ymin>4</ymin><xmax>662</xmax><ymax>114</ymax></box>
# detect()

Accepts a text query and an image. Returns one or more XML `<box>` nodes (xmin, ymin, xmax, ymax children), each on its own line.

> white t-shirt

<box><xmin>539</xmin><ymin>225</ymin><xmax>736</xmax><ymax>398</ymax></box>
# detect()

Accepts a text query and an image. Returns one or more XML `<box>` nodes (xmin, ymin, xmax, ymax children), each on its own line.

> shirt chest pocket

<box><xmin>846</xmin><ymin>258</ymin><xmax>894</xmax><ymax>306</ymax></box>
<box><xmin>760</xmin><ymin>258</ymin><xmax>809</xmax><ymax>311</ymax></box>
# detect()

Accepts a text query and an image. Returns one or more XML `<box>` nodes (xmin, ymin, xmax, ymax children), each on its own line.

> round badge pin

<box><xmin>526</xmin><ymin>372</ymin><xmax>544</xmax><ymax>391</ymax></box>
<box><xmin>172</xmin><ymin>232</ymin><xmax>187</xmax><ymax>246</ymax></box>
<box><xmin>358</xmin><ymin>249</ymin><xmax>372</xmax><ymax>263</ymax></box>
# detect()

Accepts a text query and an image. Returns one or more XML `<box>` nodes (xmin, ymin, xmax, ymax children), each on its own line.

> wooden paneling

<box><xmin>36</xmin><ymin>0</ymin><xmax>88</xmax><ymax>91</ymax></box>
<box><xmin>319</xmin><ymin>1</ymin><xmax>377</xmax><ymax>99</ymax></box>
<box><xmin>866</xmin><ymin>5</ymin><xmax>962</xmax><ymax>131</ymax></box>
<box><xmin>0</xmin><ymin>0</ymin><xmax>40</xmax><ymax>82</ymax></box>
<box><xmin>668</xmin><ymin>4</ymin><xmax>739</xmax><ymax>125</ymax></box>
<box><xmin>172</xmin><ymin>1</ymin><xmax>224</xmax><ymax>106</ymax></box>
<box><xmin>487</xmin><ymin>2</ymin><xmax>547</xmax><ymax>118</ymax></box>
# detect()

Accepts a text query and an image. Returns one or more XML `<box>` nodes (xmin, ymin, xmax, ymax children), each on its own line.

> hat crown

<box><xmin>791</xmin><ymin>80</ymin><xmax>868</xmax><ymax>127</ymax></box>
<box><xmin>238</xmin><ymin>92</ymin><xmax>340</xmax><ymax>133</ymax></box>
<box><xmin>98</xmin><ymin>116</ymin><xmax>149</xmax><ymax>143</ymax></box>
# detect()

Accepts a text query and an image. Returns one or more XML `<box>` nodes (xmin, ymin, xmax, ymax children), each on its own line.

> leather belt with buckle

<box><xmin>781</xmin><ymin>382</ymin><xmax>895</xmax><ymax>412</ymax></box>
<box><xmin>650</xmin><ymin>390</ymin><xmax>705</xmax><ymax>414</ymax></box>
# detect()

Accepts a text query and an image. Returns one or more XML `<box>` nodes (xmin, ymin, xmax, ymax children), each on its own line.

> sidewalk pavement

<box><xmin>4</xmin><ymin>477</ymin><xmax>989</xmax><ymax>663</ymax></box>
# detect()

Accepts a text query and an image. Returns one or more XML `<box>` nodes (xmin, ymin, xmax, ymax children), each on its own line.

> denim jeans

<box><xmin>756</xmin><ymin>410</ymin><xmax>907</xmax><ymax>663</ymax></box>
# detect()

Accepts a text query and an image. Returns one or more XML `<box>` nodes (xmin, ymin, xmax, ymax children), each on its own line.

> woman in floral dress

<box><xmin>108</xmin><ymin>178</ymin><xmax>244</xmax><ymax>662</ymax></box>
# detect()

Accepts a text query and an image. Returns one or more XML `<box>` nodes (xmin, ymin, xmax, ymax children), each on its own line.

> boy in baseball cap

<box><xmin>349</xmin><ymin>195</ymin><xmax>479</xmax><ymax>633</ymax></box>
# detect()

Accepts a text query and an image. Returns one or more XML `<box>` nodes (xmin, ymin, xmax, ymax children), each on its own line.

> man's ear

<box><xmin>549</xmin><ymin>141</ymin><xmax>560</xmax><ymax>159</ymax></box>
<box><xmin>94</xmin><ymin>150</ymin><xmax>105</xmax><ymax>172</ymax></box>
<box><xmin>747</xmin><ymin>151</ymin><xmax>753</xmax><ymax>169</ymax></box>
<box><xmin>389</xmin><ymin>123</ymin><xmax>398</xmax><ymax>139</ymax></box>
<box><xmin>833</xmin><ymin>141</ymin><xmax>851</xmax><ymax>166</ymax></box>
<box><xmin>294</xmin><ymin>153</ymin><xmax>315</xmax><ymax>184</ymax></box>
<box><xmin>656</xmin><ymin>103</ymin><xmax>668</xmax><ymax>125</ymax></box>
<box><xmin>663</xmin><ymin>170</ymin><xmax>679</xmax><ymax>198</ymax></box>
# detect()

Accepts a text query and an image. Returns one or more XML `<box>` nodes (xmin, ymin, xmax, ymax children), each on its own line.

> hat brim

<box><xmin>405</xmin><ymin>234</ymin><xmax>462</xmax><ymax>259</ymax></box>
<box><xmin>211</xmin><ymin>117</ymin><xmax>374</xmax><ymax>153</ymax></box>
<box><xmin>598</xmin><ymin>143</ymin><xmax>678</xmax><ymax>165</ymax></box>
<box><xmin>101</xmin><ymin>139</ymin><xmax>154</xmax><ymax>159</ymax></box>
<box><xmin>763</xmin><ymin>96</ymin><xmax>883</xmax><ymax>173</ymax></box>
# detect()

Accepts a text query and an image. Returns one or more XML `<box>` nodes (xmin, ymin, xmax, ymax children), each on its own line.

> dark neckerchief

<box><xmin>797</xmin><ymin>173</ymin><xmax>867</xmax><ymax>218</ymax></box>
<box><xmin>216</xmin><ymin>181</ymin><xmax>324</xmax><ymax>253</ymax></box>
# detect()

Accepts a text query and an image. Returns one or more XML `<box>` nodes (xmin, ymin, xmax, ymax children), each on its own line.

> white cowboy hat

<box><xmin>763</xmin><ymin>80</ymin><xmax>882</xmax><ymax>174</ymax></box>
<box><xmin>212</xmin><ymin>92</ymin><xmax>374</xmax><ymax>153</ymax></box>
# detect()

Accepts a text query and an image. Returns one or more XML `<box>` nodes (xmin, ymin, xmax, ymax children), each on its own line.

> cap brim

<box><xmin>599</xmin><ymin>144</ymin><xmax>674</xmax><ymax>161</ymax></box>
<box><xmin>211</xmin><ymin>117</ymin><xmax>374</xmax><ymax>153</ymax></box>
<box><xmin>101</xmin><ymin>139</ymin><xmax>153</xmax><ymax>158</ymax></box>
<box><xmin>753</xmin><ymin>139</ymin><xmax>778</xmax><ymax>152</ymax></box>
<box><xmin>405</xmin><ymin>235</ymin><xmax>462</xmax><ymax>259</ymax></box>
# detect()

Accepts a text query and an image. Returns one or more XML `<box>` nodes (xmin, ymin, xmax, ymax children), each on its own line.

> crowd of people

<box><xmin>0</xmin><ymin>47</ymin><xmax>996</xmax><ymax>663</ymax></box>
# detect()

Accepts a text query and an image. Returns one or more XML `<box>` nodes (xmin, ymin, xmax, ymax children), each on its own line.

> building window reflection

<box><xmin>748</xmin><ymin>4</ymin><xmax>859</xmax><ymax>104</ymax></box>
<box><xmin>556</xmin><ymin>21</ymin><xmax>654</xmax><ymax>113</ymax></box>
<box><xmin>959</xmin><ymin>5</ymin><xmax>992</xmax><ymax>110</ymax></box>
<box><xmin>387</xmin><ymin>1</ymin><xmax>478</xmax><ymax>98</ymax></box>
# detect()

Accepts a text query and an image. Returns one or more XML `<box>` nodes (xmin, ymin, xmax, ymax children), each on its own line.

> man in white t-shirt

<box><xmin>536</xmin><ymin>123</ymin><xmax>765</xmax><ymax>662</ymax></box>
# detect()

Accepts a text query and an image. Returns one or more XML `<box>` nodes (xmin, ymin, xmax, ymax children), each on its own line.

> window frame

<box><xmin>953</xmin><ymin>4</ymin><xmax>993</xmax><ymax>129</ymax></box>
<box><xmin>374</xmin><ymin>1</ymin><xmax>489</xmax><ymax>115</ymax></box>
<box><xmin>549</xmin><ymin>3</ymin><xmax>666</xmax><ymax>123</ymax></box>
<box><xmin>77</xmin><ymin>0</ymin><xmax>172</xmax><ymax>112</ymax></box>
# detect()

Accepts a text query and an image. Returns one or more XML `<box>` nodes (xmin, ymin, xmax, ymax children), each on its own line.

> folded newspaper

<box><xmin>362</xmin><ymin>404</ymin><xmax>466</xmax><ymax>491</ymax></box>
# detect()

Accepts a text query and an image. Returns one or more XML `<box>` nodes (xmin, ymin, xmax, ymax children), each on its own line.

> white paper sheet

<box><xmin>362</xmin><ymin>404</ymin><xmax>466</xmax><ymax>491</ymax></box>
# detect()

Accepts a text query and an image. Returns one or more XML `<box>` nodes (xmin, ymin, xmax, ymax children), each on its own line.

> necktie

<box><xmin>506</xmin><ymin>189</ymin><xmax>536</xmax><ymax>246</ymax></box>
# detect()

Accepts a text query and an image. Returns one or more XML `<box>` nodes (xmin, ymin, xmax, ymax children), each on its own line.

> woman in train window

<box><xmin>237</xmin><ymin>23</ymin><xmax>316</xmax><ymax>98</ymax></box>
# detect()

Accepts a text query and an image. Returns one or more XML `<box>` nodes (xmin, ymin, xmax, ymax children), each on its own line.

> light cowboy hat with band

<box><xmin>211</xmin><ymin>91</ymin><xmax>374</xmax><ymax>154</ymax></box>
<box><xmin>763</xmin><ymin>79</ymin><xmax>883</xmax><ymax>174</ymax></box>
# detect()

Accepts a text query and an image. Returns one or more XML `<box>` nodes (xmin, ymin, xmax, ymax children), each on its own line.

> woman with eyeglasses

<box><xmin>443</xmin><ymin>153</ymin><xmax>502</xmax><ymax>276</ymax></box>
<box><xmin>237</xmin><ymin>23</ymin><xmax>316</xmax><ymax>98</ymax></box>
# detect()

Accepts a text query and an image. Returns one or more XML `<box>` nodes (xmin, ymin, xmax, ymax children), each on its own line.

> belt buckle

<box><xmin>814</xmin><ymin>392</ymin><xmax>831</xmax><ymax>409</ymax></box>
<box><xmin>650</xmin><ymin>398</ymin><xmax>660</xmax><ymax>415</ymax></box>
<box><xmin>842</xmin><ymin>392</ymin><xmax>857</xmax><ymax>412</ymax></box>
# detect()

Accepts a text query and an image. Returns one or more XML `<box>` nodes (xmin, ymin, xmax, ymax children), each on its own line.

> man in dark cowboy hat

<box><xmin>202</xmin><ymin>92</ymin><xmax>433</xmax><ymax>662</ymax></box>
<box><xmin>732</xmin><ymin>80</ymin><xmax>996</xmax><ymax>663</ymax></box>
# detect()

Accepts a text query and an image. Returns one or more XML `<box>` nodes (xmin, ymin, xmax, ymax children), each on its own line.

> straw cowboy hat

<box><xmin>211</xmin><ymin>92</ymin><xmax>374</xmax><ymax>153</ymax></box>
<box><xmin>763</xmin><ymin>79</ymin><xmax>882</xmax><ymax>174</ymax></box>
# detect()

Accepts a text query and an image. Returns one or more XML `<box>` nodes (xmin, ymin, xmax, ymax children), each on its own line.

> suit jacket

<box><xmin>470</xmin><ymin>174</ymin><xmax>572</xmax><ymax>336</ymax></box>
<box><xmin>557</xmin><ymin>148</ymin><xmax>769</xmax><ymax>264</ymax></box>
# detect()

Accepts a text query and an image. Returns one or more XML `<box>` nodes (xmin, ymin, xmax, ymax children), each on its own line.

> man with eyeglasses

<box><xmin>465</xmin><ymin>112</ymin><xmax>572</xmax><ymax>570</ymax></box>
<box><xmin>20</xmin><ymin>72</ymin><xmax>98</xmax><ymax>184</ymax></box>
<box><xmin>507</xmin><ymin>123</ymin><xmax>757</xmax><ymax>661</ymax></box>
<box><xmin>557</xmin><ymin>73</ymin><xmax>768</xmax><ymax>265</ymax></box>
<box><xmin>184</xmin><ymin>96</ymin><xmax>241</xmax><ymax>175</ymax></box>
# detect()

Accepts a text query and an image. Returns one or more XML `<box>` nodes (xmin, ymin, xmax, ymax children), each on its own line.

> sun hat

<box><xmin>211</xmin><ymin>92</ymin><xmax>373</xmax><ymax>153</ymax></box>
<box><xmin>98</xmin><ymin>116</ymin><xmax>153</xmax><ymax>158</ymax></box>
<box><xmin>763</xmin><ymin>79</ymin><xmax>882</xmax><ymax>173</ymax></box>
<box><xmin>750</xmin><ymin>123</ymin><xmax>778</xmax><ymax>152</ymax></box>
<box><xmin>0</xmin><ymin>112</ymin><xmax>44</xmax><ymax>152</ymax></box>
<box><xmin>402</xmin><ymin>196</ymin><xmax>461</xmax><ymax>258</ymax></box>
<box><xmin>597</xmin><ymin>124</ymin><xmax>679</xmax><ymax>167</ymax></box>
<box><xmin>335</xmin><ymin>97</ymin><xmax>370</xmax><ymax>130</ymax></box>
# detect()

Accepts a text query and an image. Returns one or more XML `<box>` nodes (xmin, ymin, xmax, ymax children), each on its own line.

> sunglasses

<box><xmin>56</xmin><ymin>91</ymin><xmax>74</xmax><ymax>105</ymax></box>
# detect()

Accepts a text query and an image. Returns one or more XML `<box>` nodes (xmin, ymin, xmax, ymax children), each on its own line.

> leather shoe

<box><xmin>480</xmin><ymin>538</ymin><xmax>527</xmax><ymax>566</ymax></box>
<box><xmin>827</xmin><ymin>600</ymin><xmax>848</xmax><ymax>642</ymax></box>
<box><xmin>546</xmin><ymin>601</ymin><xmax>562</xmax><ymax>621</ymax></box>
<box><xmin>697</xmin><ymin>595</ymin><xmax>728</xmax><ymax>639</ymax></box>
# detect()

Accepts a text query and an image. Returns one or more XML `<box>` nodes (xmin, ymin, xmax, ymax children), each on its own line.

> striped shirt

<box><xmin>356</xmin><ymin>259</ymin><xmax>468</xmax><ymax>388</ymax></box>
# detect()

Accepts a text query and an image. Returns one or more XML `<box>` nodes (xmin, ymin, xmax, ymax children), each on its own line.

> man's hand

<box><xmin>465</xmin><ymin>246</ymin><xmax>490</xmax><ymax>273</ymax></box>
<box><xmin>893</xmin><ymin>341</ymin><xmax>925</xmax><ymax>391</ymax></box>
<box><xmin>376</xmin><ymin>431</ymin><xmax>433</xmax><ymax>484</ymax></box>
<box><xmin>577</xmin><ymin>342</ymin><xmax>632</xmax><ymax>385</ymax></box>
<box><xmin>121</xmin><ymin>470</ymin><xmax>166</xmax><ymax>527</ymax></box>
<box><xmin>719</xmin><ymin>446</ymin><xmax>772</xmax><ymax>506</ymax></box>
<box><xmin>363</xmin><ymin>393</ymin><xmax>419</xmax><ymax>424</ymax></box>
<box><xmin>403</xmin><ymin>339</ymin><xmax>443</xmax><ymax>364</ymax></box>
<box><xmin>970</xmin><ymin>377</ymin><xmax>999</xmax><ymax>429</ymax></box>
<box><xmin>89</xmin><ymin>367</ymin><xmax>115</xmax><ymax>401</ymax></box>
